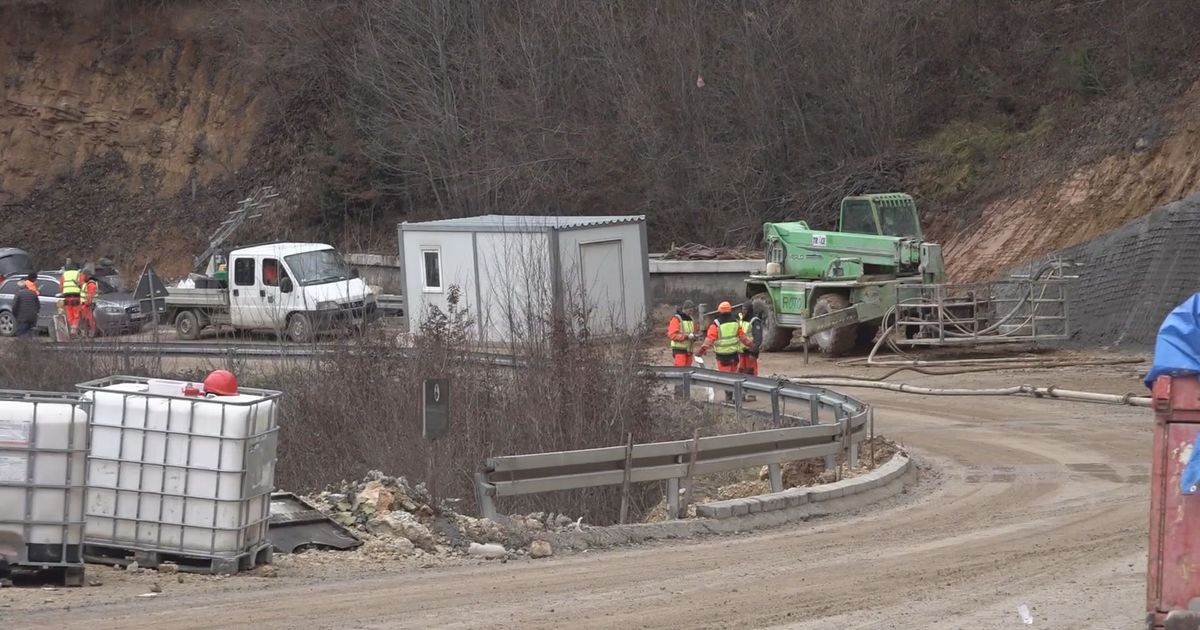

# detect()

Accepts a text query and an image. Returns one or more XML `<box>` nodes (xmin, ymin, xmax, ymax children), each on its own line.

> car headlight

<box><xmin>316</xmin><ymin>300</ymin><xmax>339</xmax><ymax>310</ymax></box>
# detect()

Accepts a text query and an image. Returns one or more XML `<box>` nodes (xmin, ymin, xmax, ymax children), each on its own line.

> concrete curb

<box><xmin>696</xmin><ymin>452</ymin><xmax>910</xmax><ymax>519</ymax></box>
<box><xmin>528</xmin><ymin>453</ymin><xmax>914</xmax><ymax>551</ymax></box>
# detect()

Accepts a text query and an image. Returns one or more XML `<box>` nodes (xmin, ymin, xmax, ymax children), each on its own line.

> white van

<box><xmin>165</xmin><ymin>242</ymin><xmax>377</xmax><ymax>342</ymax></box>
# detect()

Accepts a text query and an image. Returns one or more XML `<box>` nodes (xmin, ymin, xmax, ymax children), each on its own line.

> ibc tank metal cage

<box><xmin>0</xmin><ymin>389</ymin><xmax>89</xmax><ymax>581</ymax></box>
<box><xmin>76</xmin><ymin>375</ymin><xmax>282</xmax><ymax>570</ymax></box>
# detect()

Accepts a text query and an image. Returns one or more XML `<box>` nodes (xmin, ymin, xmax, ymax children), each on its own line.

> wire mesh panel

<box><xmin>889</xmin><ymin>275</ymin><xmax>1071</xmax><ymax>347</ymax></box>
<box><xmin>77</xmin><ymin>376</ymin><xmax>280</xmax><ymax>562</ymax></box>
<box><xmin>0</xmin><ymin>390</ymin><xmax>89</xmax><ymax>570</ymax></box>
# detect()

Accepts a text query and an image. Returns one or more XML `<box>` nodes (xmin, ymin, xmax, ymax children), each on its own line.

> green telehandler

<box><xmin>746</xmin><ymin>193</ymin><xmax>942</xmax><ymax>356</ymax></box>
<box><xmin>745</xmin><ymin>192</ymin><xmax>1070</xmax><ymax>357</ymax></box>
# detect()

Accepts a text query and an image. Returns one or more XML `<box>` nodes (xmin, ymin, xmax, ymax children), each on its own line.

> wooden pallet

<box><xmin>83</xmin><ymin>543</ymin><xmax>272</xmax><ymax>575</ymax></box>
<box><xmin>1</xmin><ymin>562</ymin><xmax>85</xmax><ymax>587</ymax></box>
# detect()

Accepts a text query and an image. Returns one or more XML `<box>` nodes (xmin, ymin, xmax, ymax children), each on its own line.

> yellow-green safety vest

<box><xmin>739</xmin><ymin>319</ymin><xmax>751</xmax><ymax>353</ymax></box>
<box><xmin>714</xmin><ymin>320</ymin><xmax>742</xmax><ymax>356</ymax></box>
<box><xmin>669</xmin><ymin>316</ymin><xmax>695</xmax><ymax>352</ymax></box>
<box><xmin>61</xmin><ymin>269</ymin><xmax>80</xmax><ymax>296</ymax></box>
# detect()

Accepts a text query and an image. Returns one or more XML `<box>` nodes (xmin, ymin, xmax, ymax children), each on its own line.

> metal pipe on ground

<box><xmin>781</xmin><ymin>377</ymin><xmax>1151</xmax><ymax>407</ymax></box>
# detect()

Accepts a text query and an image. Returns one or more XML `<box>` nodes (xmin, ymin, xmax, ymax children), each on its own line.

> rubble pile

<box><xmin>306</xmin><ymin>471</ymin><xmax>574</xmax><ymax>560</ymax></box>
<box><xmin>659</xmin><ymin>243</ymin><xmax>759</xmax><ymax>261</ymax></box>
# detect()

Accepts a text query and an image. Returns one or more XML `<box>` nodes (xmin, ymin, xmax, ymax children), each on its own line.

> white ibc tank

<box><xmin>80</xmin><ymin>377</ymin><xmax>280</xmax><ymax>557</ymax></box>
<box><xmin>0</xmin><ymin>391</ymin><xmax>88</xmax><ymax>567</ymax></box>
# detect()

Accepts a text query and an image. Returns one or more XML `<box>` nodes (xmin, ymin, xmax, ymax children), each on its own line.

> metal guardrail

<box><xmin>475</xmin><ymin>368</ymin><xmax>870</xmax><ymax>520</ymax></box>
<box><xmin>44</xmin><ymin>341</ymin><xmax>526</xmax><ymax>367</ymax></box>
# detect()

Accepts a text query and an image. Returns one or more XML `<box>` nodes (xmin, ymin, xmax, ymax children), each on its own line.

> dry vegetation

<box><xmin>3</xmin><ymin>1</ymin><xmax>1199</xmax><ymax>264</ymax></box>
<box><xmin>222</xmin><ymin>0</ymin><xmax>1200</xmax><ymax>247</ymax></box>
<box><xmin>0</xmin><ymin>285</ymin><xmax>668</xmax><ymax>525</ymax></box>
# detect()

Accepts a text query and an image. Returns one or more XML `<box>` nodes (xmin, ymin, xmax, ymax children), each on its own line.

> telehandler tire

<box><xmin>752</xmin><ymin>292</ymin><xmax>794</xmax><ymax>352</ymax></box>
<box><xmin>811</xmin><ymin>293</ymin><xmax>857</xmax><ymax>357</ymax></box>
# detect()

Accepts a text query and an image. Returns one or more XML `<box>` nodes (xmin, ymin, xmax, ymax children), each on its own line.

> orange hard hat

<box><xmin>717</xmin><ymin>301</ymin><xmax>732</xmax><ymax>313</ymax></box>
<box><xmin>203</xmin><ymin>370</ymin><xmax>239</xmax><ymax>396</ymax></box>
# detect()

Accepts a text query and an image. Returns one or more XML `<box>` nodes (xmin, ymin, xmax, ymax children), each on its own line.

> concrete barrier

<box><xmin>344</xmin><ymin>253</ymin><xmax>402</xmax><ymax>295</ymax></box>
<box><xmin>520</xmin><ymin>452</ymin><xmax>916</xmax><ymax>551</ymax></box>
<box><xmin>695</xmin><ymin>453</ymin><xmax>910</xmax><ymax>519</ymax></box>
<box><xmin>648</xmin><ymin>257</ymin><xmax>764</xmax><ymax>310</ymax></box>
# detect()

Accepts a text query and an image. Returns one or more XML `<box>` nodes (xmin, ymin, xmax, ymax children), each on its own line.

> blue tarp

<box><xmin>1145</xmin><ymin>293</ymin><xmax>1200</xmax><ymax>388</ymax></box>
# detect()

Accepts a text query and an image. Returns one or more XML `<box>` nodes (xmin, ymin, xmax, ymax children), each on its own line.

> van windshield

<box><xmin>284</xmin><ymin>249</ymin><xmax>351</xmax><ymax>286</ymax></box>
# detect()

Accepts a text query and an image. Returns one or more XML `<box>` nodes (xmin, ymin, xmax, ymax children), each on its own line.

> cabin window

<box><xmin>421</xmin><ymin>249</ymin><xmax>442</xmax><ymax>292</ymax></box>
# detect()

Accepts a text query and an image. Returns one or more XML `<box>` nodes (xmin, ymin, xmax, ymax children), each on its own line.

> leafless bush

<box><xmin>265</xmin><ymin>283</ymin><xmax>661</xmax><ymax>524</ymax></box>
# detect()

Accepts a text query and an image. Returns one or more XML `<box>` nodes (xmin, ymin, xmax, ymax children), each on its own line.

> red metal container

<box><xmin>1148</xmin><ymin>375</ymin><xmax>1200</xmax><ymax>629</ymax></box>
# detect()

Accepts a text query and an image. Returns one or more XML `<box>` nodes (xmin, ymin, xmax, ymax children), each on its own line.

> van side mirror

<box><xmin>350</xmin><ymin>267</ymin><xmax>360</xmax><ymax>279</ymax></box>
<box><xmin>280</xmin><ymin>277</ymin><xmax>294</xmax><ymax>293</ymax></box>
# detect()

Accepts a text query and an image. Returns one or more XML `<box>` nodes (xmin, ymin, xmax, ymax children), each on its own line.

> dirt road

<box><xmin>4</xmin><ymin>356</ymin><xmax>1152</xmax><ymax>629</ymax></box>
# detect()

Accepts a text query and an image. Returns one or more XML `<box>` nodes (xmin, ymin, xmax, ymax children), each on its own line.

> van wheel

<box><xmin>287</xmin><ymin>313</ymin><xmax>314</xmax><ymax>343</ymax></box>
<box><xmin>175</xmin><ymin>310</ymin><xmax>201</xmax><ymax>340</ymax></box>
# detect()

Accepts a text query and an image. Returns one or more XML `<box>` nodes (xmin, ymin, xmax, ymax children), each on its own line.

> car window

<box><xmin>262</xmin><ymin>258</ymin><xmax>289</xmax><ymax>287</ymax></box>
<box><xmin>234</xmin><ymin>258</ymin><xmax>256</xmax><ymax>286</ymax></box>
<box><xmin>0</xmin><ymin>280</ymin><xmax>15</xmax><ymax>295</ymax></box>
<box><xmin>37</xmin><ymin>280</ymin><xmax>58</xmax><ymax>295</ymax></box>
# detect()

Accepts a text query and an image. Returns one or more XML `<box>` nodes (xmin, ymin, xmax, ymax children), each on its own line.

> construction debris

<box><xmin>660</xmin><ymin>243</ymin><xmax>759</xmax><ymax>261</ymax></box>
<box><xmin>269</xmin><ymin>493</ymin><xmax>362</xmax><ymax>553</ymax></box>
<box><xmin>468</xmin><ymin>543</ymin><xmax>508</xmax><ymax>559</ymax></box>
<box><xmin>529</xmin><ymin>540</ymin><xmax>553</xmax><ymax>559</ymax></box>
<box><xmin>304</xmin><ymin>470</ymin><xmax>578</xmax><ymax>559</ymax></box>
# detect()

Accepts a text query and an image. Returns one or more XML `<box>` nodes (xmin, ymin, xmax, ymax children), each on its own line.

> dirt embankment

<box><xmin>0</xmin><ymin>1</ymin><xmax>278</xmax><ymax>276</ymax></box>
<box><xmin>0</xmin><ymin>2</ymin><xmax>262</xmax><ymax>200</ymax></box>
<box><xmin>944</xmin><ymin>81</ymin><xmax>1200</xmax><ymax>281</ymax></box>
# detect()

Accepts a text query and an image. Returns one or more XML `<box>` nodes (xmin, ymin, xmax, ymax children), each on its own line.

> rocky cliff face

<box><xmin>1</xmin><ymin>2</ymin><xmax>266</xmax><ymax>200</ymax></box>
<box><xmin>0</xmin><ymin>1</ymin><xmax>277</xmax><ymax>275</ymax></box>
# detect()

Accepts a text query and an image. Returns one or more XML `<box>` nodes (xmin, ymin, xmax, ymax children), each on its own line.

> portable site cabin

<box><xmin>397</xmin><ymin>215</ymin><xmax>649</xmax><ymax>343</ymax></box>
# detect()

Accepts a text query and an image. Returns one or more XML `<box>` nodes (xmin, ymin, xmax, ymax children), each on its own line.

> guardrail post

<box><xmin>679</xmin><ymin>370</ymin><xmax>693</xmax><ymax>400</ymax></box>
<box><xmin>770</xmin><ymin>386</ymin><xmax>781</xmax><ymax>429</ymax></box>
<box><xmin>810</xmin><ymin>393</ymin><xmax>821</xmax><ymax>427</ymax></box>
<box><xmin>475</xmin><ymin>472</ymin><xmax>497</xmax><ymax>521</ymax></box>
<box><xmin>667</xmin><ymin>476</ymin><xmax>680</xmax><ymax>520</ymax></box>
<box><xmin>849</xmin><ymin>433</ymin><xmax>859</xmax><ymax>469</ymax></box>
<box><xmin>826</xmin><ymin>404</ymin><xmax>843</xmax><ymax>470</ymax></box>
<box><xmin>768</xmin><ymin>463</ymin><xmax>783</xmax><ymax>492</ymax></box>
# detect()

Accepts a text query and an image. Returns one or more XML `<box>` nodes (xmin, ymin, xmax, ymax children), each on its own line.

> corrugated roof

<box><xmin>400</xmin><ymin>214</ymin><xmax>645</xmax><ymax>232</ymax></box>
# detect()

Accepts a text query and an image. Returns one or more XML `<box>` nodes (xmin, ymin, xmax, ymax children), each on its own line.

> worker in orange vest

<box><xmin>78</xmin><ymin>270</ymin><xmax>99</xmax><ymax>337</ymax></box>
<box><xmin>738</xmin><ymin>302</ymin><xmax>763</xmax><ymax>377</ymax></box>
<box><xmin>697</xmin><ymin>301</ymin><xmax>752</xmax><ymax>371</ymax></box>
<box><xmin>60</xmin><ymin>262</ymin><xmax>82</xmax><ymax>334</ymax></box>
<box><xmin>697</xmin><ymin>301</ymin><xmax>753</xmax><ymax>401</ymax></box>
<box><xmin>21</xmin><ymin>274</ymin><xmax>39</xmax><ymax>296</ymax></box>
<box><xmin>666</xmin><ymin>300</ymin><xmax>701</xmax><ymax>367</ymax></box>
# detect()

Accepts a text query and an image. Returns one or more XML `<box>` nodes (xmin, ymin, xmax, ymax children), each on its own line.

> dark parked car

<box><xmin>0</xmin><ymin>274</ymin><xmax>147</xmax><ymax>337</ymax></box>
